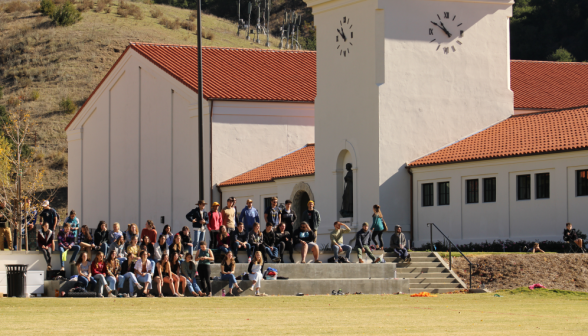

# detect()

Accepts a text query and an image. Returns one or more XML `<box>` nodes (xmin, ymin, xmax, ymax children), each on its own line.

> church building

<box><xmin>67</xmin><ymin>0</ymin><xmax>588</xmax><ymax>248</ymax></box>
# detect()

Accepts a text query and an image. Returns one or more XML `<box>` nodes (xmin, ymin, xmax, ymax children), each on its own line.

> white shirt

<box><xmin>134</xmin><ymin>258</ymin><xmax>153</xmax><ymax>274</ymax></box>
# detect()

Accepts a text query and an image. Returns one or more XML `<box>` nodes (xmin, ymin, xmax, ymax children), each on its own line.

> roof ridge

<box><xmin>509</xmin><ymin>104</ymin><xmax>588</xmax><ymax>118</ymax></box>
<box><xmin>128</xmin><ymin>42</ymin><xmax>316</xmax><ymax>53</ymax></box>
<box><xmin>511</xmin><ymin>59</ymin><xmax>588</xmax><ymax>65</ymax></box>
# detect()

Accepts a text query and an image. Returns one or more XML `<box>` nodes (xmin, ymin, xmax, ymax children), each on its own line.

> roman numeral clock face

<box><xmin>429</xmin><ymin>12</ymin><xmax>464</xmax><ymax>54</ymax></box>
<box><xmin>336</xmin><ymin>16</ymin><xmax>353</xmax><ymax>57</ymax></box>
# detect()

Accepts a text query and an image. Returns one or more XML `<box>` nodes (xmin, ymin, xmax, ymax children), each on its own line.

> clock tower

<box><xmin>305</xmin><ymin>0</ymin><xmax>514</xmax><ymax>238</ymax></box>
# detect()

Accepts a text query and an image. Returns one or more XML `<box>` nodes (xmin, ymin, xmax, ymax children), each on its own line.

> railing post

<box><xmin>428</xmin><ymin>223</ymin><xmax>433</xmax><ymax>251</ymax></box>
<box><xmin>449</xmin><ymin>244</ymin><xmax>452</xmax><ymax>270</ymax></box>
<box><xmin>469</xmin><ymin>263</ymin><xmax>472</xmax><ymax>289</ymax></box>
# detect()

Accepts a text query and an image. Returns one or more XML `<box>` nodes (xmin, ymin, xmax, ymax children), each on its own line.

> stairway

<box><xmin>384</xmin><ymin>251</ymin><xmax>466</xmax><ymax>294</ymax></box>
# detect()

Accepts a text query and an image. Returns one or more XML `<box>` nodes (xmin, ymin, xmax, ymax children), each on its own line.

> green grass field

<box><xmin>1</xmin><ymin>288</ymin><xmax>587</xmax><ymax>335</ymax></box>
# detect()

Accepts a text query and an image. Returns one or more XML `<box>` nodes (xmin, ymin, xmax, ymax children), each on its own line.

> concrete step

<box><xmin>210</xmin><ymin>278</ymin><xmax>410</xmax><ymax>296</ymax></box>
<box><xmin>410</xmin><ymin>283</ymin><xmax>463</xmax><ymax>289</ymax></box>
<box><xmin>394</xmin><ymin>262</ymin><xmax>444</xmax><ymax>268</ymax></box>
<box><xmin>231</xmin><ymin>263</ymin><xmax>397</xmax><ymax>279</ymax></box>
<box><xmin>398</xmin><ymin>272</ymin><xmax>454</xmax><ymax>279</ymax></box>
<box><xmin>386</xmin><ymin>257</ymin><xmax>439</xmax><ymax>263</ymax></box>
<box><xmin>409</xmin><ymin>288</ymin><xmax>462</xmax><ymax>294</ymax></box>
<box><xmin>384</xmin><ymin>252</ymin><xmax>435</xmax><ymax>258</ymax></box>
<box><xmin>409</xmin><ymin>278</ymin><xmax>460</xmax><ymax>284</ymax></box>
<box><xmin>395</xmin><ymin>266</ymin><xmax>447</xmax><ymax>273</ymax></box>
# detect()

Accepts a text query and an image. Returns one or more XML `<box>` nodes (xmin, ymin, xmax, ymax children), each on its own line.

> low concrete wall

<box><xmin>228</xmin><ymin>263</ymin><xmax>396</xmax><ymax>279</ymax></box>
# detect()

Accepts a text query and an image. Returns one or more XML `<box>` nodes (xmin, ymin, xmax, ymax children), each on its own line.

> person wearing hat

<box><xmin>39</xmin><ymin>200</ymin><xmax>58</xmax><ymax>231</ymax></box>
<box><xmin>354</xmin><ymin>222</ymin><xmax>380</xmax><ymax>263</ymax></box>
<box><xmin>301</xmin><ymin>200</ymin><xmax>321</xmax><ymax>242</ymax></box>
<box><xmin>186</xmin><ymin>200</ymin><xmax>209</xmax><ymax>244</ymax></box>
<box><xmin>239</xmin><ymin>199</ymin><xmax>260</xmax><ymax>232</ymax></box>
<box><xmin>208</xmin><ymin>202</ymin><xmax>222</xmax><ymax>249</ymax></box>
<box><xmin>388</xmin><ymin>225</ymin><xmax>410</xmax><ymax>262</ymax></box>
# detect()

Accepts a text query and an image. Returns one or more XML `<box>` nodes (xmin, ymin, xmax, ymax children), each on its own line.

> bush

<box><xmin>188</xmin><ymin>10</ymin><xmax>196</xmax><ymax>22</ymax></box>
<box><xmin>419</xmin><ymin>238</ymin><xmax>584</xmax><ymax>253</ymax></box>
<box><xmin>30</xmin><ymin>91</ymin><xmax>40</xmax><ymax>101</ymax></box>
<box><xmin>548</xmin><ymin>47</ymin><xmax>576</xmax><ymax>62</ymax></box>
<box><xmin>0</xmin><ymin>86</ymin><xmax>3</xmax><ymax>100</ymax></box>
<box><xmin>127</xmin><ymin>4</ymin><xmax>142</xmax><ymax>19</ymax></box>
<box><xmin>202</xmin><ymin>29</ymin><xmax>214</xmax><ymax>40</ymax></box>
<box><xmin>51</xmin><ymin>151</ymin><xmax>68</xmax><ymax>170</ymax></box>
<box><xmin>39</xmin><ymin>0</ymin><xmax>56</xmax><ymax>16</ymax></box>
<box><xmin>95</xmin><ymin>0</ymin><xmax>107</xmax><ymax>13</ymax></box>
<box><xmin>51</xmin><ymin>1</ymin><xmax>82</xmax><ymax>27</ymax></box>
<box><xmin>59</xmin><ymin>96</ymin><xmax>77</xmax><ymax>114</ymax></box>
<box><xmin>4</xmin><ymin>0</ymin><xmax>29</xmax><ymax>13</ymax></box>
<box><xmin>160</xmin><ymin>17</ymin><xmax>179</xmax><ymax>30</ymax></box>
<box><xmin>150</xmin><ymin>7</ymin><xmax>162</xmax><ymax>18</ymax></box>
<box><xmin>77</xmin><ymin>0</ymin><xmax>93</xmax><ymax>12</ymax></box>
<box><xmin>180</xmin><ymin>20</ymin><xmax>196</xmax><ymax>31</ymax></box>
<box><xmin>117</xmin><ymin>7</ymin><xmax>128</xmax><ymax>17</ymax></box>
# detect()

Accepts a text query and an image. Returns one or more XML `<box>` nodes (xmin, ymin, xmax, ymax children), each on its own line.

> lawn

<box><xmin>1</xmin><ymin>289</ymin><xmax>587</xmax><ymax>335</ymax></box>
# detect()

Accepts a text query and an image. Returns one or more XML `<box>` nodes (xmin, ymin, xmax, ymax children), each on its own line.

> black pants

<box><xmin>41</xmin><ymin>248</ymin><xmax>52</xmax><ymax>266</ymax></box>
<box><xmin>251</xmin><ymin>243</ymin><xmax>263</xmax><ymax>256</ymax></box>
<box><xmin>197</xmin><ymin>263</ymin><xmax>211</xmax><ymax>294</ymax></box>
<box><xmin>209</xmin><ymin>231</ymin><xmax>218</xmax><ymax>249</ymax></box>
<box><xmin>372</xmin><ymin>230</ymin><xmax>384</xmax><ymax>248</ymax></box>
<box><xmin>277</xmin><ymin>241</ymin><xmax>294</xmax><ymax>262</ymax></box>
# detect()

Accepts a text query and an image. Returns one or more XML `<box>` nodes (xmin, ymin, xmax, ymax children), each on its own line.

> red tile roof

<box><xmin>219</xmin><ymin>144</ymin><xmax>315</xmax><ymax>187</ymax></box>
<box><xmin>408</xmin><ymin>106</ymin><xmax>588</xmax><ymax>167</ymax></box>
<box><xmin>65</xmin><ymin>43</ymin><xmax>316</xmax><ymax>131</ymax></box>
<box><xmin>511</xmin><ymin>60</ymin><xmax>588</xmax><ymax>110</ymax></box>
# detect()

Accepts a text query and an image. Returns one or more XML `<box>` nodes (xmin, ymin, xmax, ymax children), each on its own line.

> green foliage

<box><xmin>59</xmin><ymin>96</ymin><xmax>77</xmax><ymax>114</ymax></box>
<box><xmin>547</xmin><ymin>47</ymin><xmax>576</xmax><ymax>62</ymax></box>
<box><xmin>0</xmin><ymin>106</ymin><xmax>31</xmax><ymax>159</ymax></box>
<box><xmin>511</xmin><ymin>0</ymin><xmax>588</xmax><ymax>62</ymax></box>
<box><xmin>50</xmin><ymin>1</ymin><xmax>82</xmax><ymax>27</ymax></box>
<box><xmin>0</xmin><ymin>135</ymin><xmax>13</xmax><ymax>186</ymax></box>
<box><xmin>0</xmin><ymin>86</ymin><xmax>3</xmax><ymax>100</ymax></box>
<box><xmin>40</xmin><ymin>0</ymin><xmax>56</xmax><ymax>16</ymax></box>
<box><xmin>30</xmin><ymin>90</ymin><xmax>40</xmax><ymax>101</ymax></box>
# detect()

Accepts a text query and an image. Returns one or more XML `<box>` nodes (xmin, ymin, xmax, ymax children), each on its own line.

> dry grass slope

<box><xmin>0</xmin><ymin>0</ymin><xmax>284</xmax><ymax>214</ymax></box>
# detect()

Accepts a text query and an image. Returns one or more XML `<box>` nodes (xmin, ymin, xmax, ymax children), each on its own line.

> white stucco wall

<box><xmin>306</xmin><ymin>0</ymin><xmax>514</xmax><ymax>239</ymax></box>
<box><xmin>411</xmin><ymin>151</ymin><xmax>588</xmax><ymax>248</ymax></box>
<box><xmin>67</xmin><ymin>49</ymin><xmax>315</xmax><ymax>234</ymax></box>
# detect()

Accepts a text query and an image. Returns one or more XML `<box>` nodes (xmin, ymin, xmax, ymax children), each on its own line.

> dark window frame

<box><xmin>422</xmin><ymin>183</ymin><xmax>434</xmax><ymax>207</ymax></box>
<box><xmin>483</xmin><ymin>177</ymin><xmax>496</xmax><ymax>203</ymax></box>
<box><xmin>438</xmin><ymin>182</ymin><xmax>450</xmax><ymax>206</ymax></box>
<box><xmin>577</xmin><ymin>169</ymin><xmax>588</xmax><ymax>197</ymax></box>
<box><xmin>536</xmin><ymin>173</ymin><xmax>550</xmax><ymax>199</ymax></box>
<box><xmin>465</xmin><ymin>179</ymin><xmax>479</xmax><ymax>204</ymax></box>
<box><xmin>517</xmin><ymin>174</ymin><xmax>531</xmax><ymax>200</ymax></box>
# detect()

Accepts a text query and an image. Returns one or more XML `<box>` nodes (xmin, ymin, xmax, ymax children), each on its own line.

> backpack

<box><xmin>264</xmin><ymin>267</ymin><xmax>278</xmax><ymax>280</ymax></box>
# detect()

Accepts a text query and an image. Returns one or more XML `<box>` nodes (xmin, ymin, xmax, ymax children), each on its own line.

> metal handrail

<box><xmin>427</xmin><ymin>223</ymin><xmax>475</xmax><ymax>289</ymax></box>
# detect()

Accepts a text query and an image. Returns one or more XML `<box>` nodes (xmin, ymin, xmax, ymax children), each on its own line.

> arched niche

<box><xmin>290</xmin><ymin>182</ymin><xmax>314</xmax><ymax>231</ymax></box>
<box><xmin>335</xmin><ymin>143</ymin><xmax>358</xmax><ymax>225</ymax></box>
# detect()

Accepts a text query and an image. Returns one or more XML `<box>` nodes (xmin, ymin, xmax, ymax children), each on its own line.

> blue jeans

<box><xmin>148</xmin><ymin>259</ymin><xmax>156</xmax><ymax>275</ymax></box>
<box><xmin>218</xmin><ymin>245</ymin><xmax>231</xmax><ymax>254</ymax></box>
<box><xmin>395</xmin><ymin>248</ymin><xmax>408</xmax><ymax>260</ymax></box>
<box><xmin>232</xmin><ymin>241</ymin><xmax>252</xmax><ymax>258</ymax></box>
<box><xmin>118</xmin><ymin>272</ymin><xmax>139</xmax><ymax>295</ymax></box>
<box><xmin>193</xmin><ymin>230</ymin><xmax>205</xmax><ymax>244</ymax></box>
<box><xmin>106</xmin><ymin>275</ymin><xmax>123</xmax><ymax>291</ymax></box>
<box><xmin>77</xmin><ymin>275</ymin><xmax>96</xmax><ymax>290</ymax></box>
<box><xmin>185</xmin><ymin>276</ymin><xmax>202</xmax><ymax>294</ymax></box>
<box><xmin>117</xmin><ymin>257</ymin><xmax>127</xmax><ymax>264</ymax></box>
<box><xmin>332</xmin><ymin>244</ymin><xmax>352</xmax><ymax>260</ymax></box>
<box><xmin>58</xmin><ymin>245</ymin><xmax>81</xmax><ymax>267</ymax></box>
<box><xmin>92</xmin><ymin>274</ymin><xmax>108</xmax><ymax>295</ymax></box>
<box><xmin>264</xmin><ymin>246</ymin><xmax>278</xmax><ymax>260</ymax></box>
<box><xmin>221</xmin><ymin>273</ymin><xmax>237</xmax><ymax>289</ymax></box>
<box><xmin>137</xmin><ymin>273</ymin><xmax>152</xmax><ymax>290</ymax></box>
<box><xmin>96</xmin><ymin>243</ymin><xmax>108</xmax><ymax>255</ymax></box>
<box><xmin>182</xmin><ymin>243</ymin><xmax>194</xmax><ymax>256</ymax></box>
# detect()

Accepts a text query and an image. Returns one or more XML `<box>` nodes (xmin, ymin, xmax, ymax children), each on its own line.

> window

<box><xmin>263</xmin><ymin>197</ymin><xmax>273</xmax><ymax>211</ymax></box>
<box><xmin>517</xmin><ymin>174</ymin><xmax>531</xmax><ymax>200</ymax></box>
<box><xmin>577</xmin><ymin>170</ymin><xmax>588</xmax><ymax>196</ymax></box>
<box><xmin>466</xmin><ymin>179</ymin><xmax>478</xmax><ymax>204</ymax></box>
<box><xmin>438</xmin><ymin>182</ymin><xmax>450</xmax><ymax>205</ymax></box>
<box><xmin>483</xmin><ymin>177</ymin><xmax>496</xmax><ymax>203</ymax></box>
<box><xmin>536</xmin><ymin>173</ymin><xmax>550</xmax><ymax>199</ymax></box>
<box><xmin>422</xmin><ymin>183</ymin><xmax>434</xmax><ymax>207</ymax></box>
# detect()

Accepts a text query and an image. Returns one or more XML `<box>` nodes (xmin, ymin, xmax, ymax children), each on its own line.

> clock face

<box><xmin>429</xmin><ymin>12</ymin><xmax>464</xmax><ymax>54</ymax></box>
<box><xmin>336</xmin><ymin>16</ymin><xmax>353</xmax><ymax>57</ymax></box>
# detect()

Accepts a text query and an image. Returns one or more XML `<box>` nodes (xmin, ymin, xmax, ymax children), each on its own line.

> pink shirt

<box><xmin>208</xmin><ymin>211</ymin><xmax>222</xmax><ymax>231</ymax></box>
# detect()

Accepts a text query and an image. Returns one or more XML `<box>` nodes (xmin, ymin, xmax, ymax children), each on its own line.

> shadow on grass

<box><xmin>497</xmin><ymin>287</ymin><xmax>588</xmax><ymax>298</ymax></box>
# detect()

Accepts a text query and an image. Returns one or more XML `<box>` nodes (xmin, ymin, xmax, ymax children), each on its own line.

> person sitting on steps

<box><xmin>293</xmin><ymin>221</ymin><xmax>321</xmax><ymax>263</ymax></box>
<box><xmin>564</xmin><ymin>223</ymin><xmax>585</xmax><ymax>252</ymax></box>
<box><xmin>387</xmin><ymin>225</ymin><xmax>410</xmax><ymax>262</ymax></box>
<box><xmin>262</xmin><ymin>222</ymin><xmax>281</xmax><ymax>263</ymax></box>
<box><xmin>231</xmin><ymin>222</ymin><xmax>251</xmax><ymax>263</ymax></box>
<box><xmin>275</xmin><ymin>223</ymin><xmax>294</xmax><ymax>263</ymax></box>
<box><xmin>354</xmin><ymin>222</ymin><xmax>380</xmax><ymax>264</ymax></box>
<box><xmin>330</xmin><ymin>221</ymin><xmax>351</xmax><ymax>263</ymax></box>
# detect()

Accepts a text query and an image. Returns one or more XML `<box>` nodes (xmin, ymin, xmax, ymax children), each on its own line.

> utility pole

<box><xmin>197</xmin><ymin>0</ymin><xmax>204</xmax><ymax>201</ymax></box>
<box><xmin>265</xmin><ymin>0</ymin><xmax>270</xmax><ymax>47</ymax></box>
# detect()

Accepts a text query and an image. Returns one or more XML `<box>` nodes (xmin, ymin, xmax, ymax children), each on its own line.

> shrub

<box><xmin>0</xmin><ymin>86</ymin><xmax>3</xmax><ymax>100</ymax></box>
<box><xmin>104</xmin><ymin>6</ymin><xmax>110</xmax><ymax>13</ymax></box>
<box><xmin>51</xmin><ymin>151</ymin><xmax>68</xmax><ymax>170</ymax></box>
<box><xmin>4</xmin><ymin>1</ymin><xmax>29</xmax><ymax>13</ymax></box>
<box><xmin>117</xmin><ymin>6</ymin><xmax>128</xmax><ymax>17</ymax></box>
<box><xmin>95</xmin><ymin>0</ymin><xmax>107</xmax><ymax>12</ymax></box>
<box><xmin>30</xmin><ymin>91</ymin><xmax>40</xmax><ymax>101</ymax></box>
<box><xmin>188</xmin><ymin>10</ymin><xmax>197</xmax><ymax>22</ymax></box>
<box><xmin>180</xmin><ymin>20</ymin><xmax>196</xmax><ymax>31</ymax></box>
<box><xmin>127</xmin><ymin>4</ymin><xmax>142</xmax><ymax>19</ymax></box>
<box><xmin>51</xmin><ymin>1</ymin><xmax>82</xmax><ymax>27</ymax></box>
<box><xmin>202</xmin><ymin>29</ymin><xmax>214</xmax><ymax>40</ymax></box>
<box><xmin>77</xmin><ymin>0</ymin><xmax>93</xmax><ymax>12</ymax></box>
<box><xmin>59</xmin><ymin>96</ymin><xmax>77</xmax><ymax>114</ymax></box>
<box><xmin>160</xmin><ymin>17</ymin><xmax>179</xmax><ymax>30</ymax></box>
<box><xmin>150</xmin><ymin>7</ymin><xmax>162</xmax><ymax>18</ymax></box>
<box><xmin>39</xmin><ymin>0</ymin><xmax>56</xmax><ymax>16</ymax></box>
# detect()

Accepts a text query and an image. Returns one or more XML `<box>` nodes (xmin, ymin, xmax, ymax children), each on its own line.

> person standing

<box><xmin>354</xmin><ymin>222</ymin><xmax>380</xmax><ymax>264</ymax></box>
<box><xmin>140</xmin><ymin>220</ymin><xmax>157</xmax><ymax>244</ymax></box>
<box><xmin>264</xmin><ymin>197</ymin><xmax>281</xmax><ymax>227</ymax></box>
<box><xmin>370</xmin><ymin>205</ymin><xmax>386</xmax><ymax>250</ymax></box>
<box><xmin>37</xmin><ymin>222</ymin><xmax>53</xmax><ymax>270</ymax></box>
<box><xmin>239</xmin><ymin>199</ymin><xmax>259</xmax><ymax>232</ymax></box>
<box><xmin>231</xmin><ymin>222</ymin><xmax>251</xmax><ymax>263</ymax></box>
<box><xmin>230</xmin><ymin>197</ymin><xmax>239</xmax><ymax>231</ymax></box>
<box><xmin>262</xmin><ymin>223</ymin><xmax>280</xmax><ymax>263</ymax></box>
<box><xmin>39</xmin><ymin>200</ymin><xmax>58</xmax><ymax>231</ymax></box>
<box><xmin>280</xmin><ymin>200</ymin><xmax>297</xmax><ymax>234</ymax></box>
<box><xmin>330</xmin><ymin>221</ymin><xmax>352</xmax><ymax>263</ymax></box>
<box><xmin>58</xmin><ymin>223</ymin><xmax>81</xmax><ymax>271</ymax></box>
<box><xmin>186</xmin><ymin>200</ymin><xmax>208</xmax><ymax>244</ymax></box>
<box><xmin>221</xmin><ymin>198</ymin><xmax>236</xmax><ymax>233</ymax></box>
<box><xmin>208</xmin><ymin>202</ymin><xmax>222</xmax><ymax>248</ymax></box>
<box><xmin>196</xmin><ymin>241</ymin><xmax>214</xmax><ymax>296</ymax></box>
<box><xmin>93</xmin><ymin>221</ymin><xmax>109</xmax><ymax>255</ymax></box>
<box><xmin>275</xmin><ymin>223</ymin><xmax>294</xmax><ymax>263</ymax></box>
<box><xmin>301</xmin><ymin>201</ymin><xmax>321</xmax><ymax>242</ymax></box>
<box><xmin>389</xmin><ymin>225</ymin><xmax>410</xmax><ymax>262</ymax></box>
<box><xmin>0</xmin><ymin>201</ymin><xmax>12</xmax><ymax>251</ymax></box>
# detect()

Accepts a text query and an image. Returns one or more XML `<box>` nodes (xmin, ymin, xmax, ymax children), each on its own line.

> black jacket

<box><xmin>248</xmin><ymin>231</ymin><xmax>263</xmax><ymax>245</ymax></box>
<box><xmin>121</xmin><ymin>259</ymin><xmax>135</xmax><ymax>275</ymax></box>
<box><xmin>355</xmin><ymin>229</ymin><xmax>372</xmax><ymax>248</ymax></box>
<box><xmin>94</xmin><ymin>229</ymin><xmax>109</xmax><ymax>246</ymax></box>
<box><xmin>186</xmin><ymin>207</ymin><xmax>209</xmax><ymax>229</ymax></box>
<box><xmin>231</xmin><ymin>229</ymin><xmax>248</xmax><ymax>244</ymax></box>
<box><xmin>293</xmin><ymin>229</ymin><xmax>315</xmax><ymax>245</ymax></box>
<box><xmin>564</xmin><ymin>229</ymin><xmax>578</xmax><ymax>241</ymax></box>
<box><xmin>280</xmin><ymin>210</ymin><xmax>297</xmax><ymax>232</ymax></box>
<box><xmin>247</xmin><ymin>261</ymin><xmax>265</xmax><ymax>274</ymax></box>
<box><xmin>275</xmin><ymin>231</ymin><xmax>291</xmax><ymax>244</ymax></box>
<box><xmin>262</xmin><ymin>229</ymin><xmax>276</xmax><ymax>248</ymax></box>
<box><xmin>179</xmin><ymin>231</ymin><xmax>192</xmax><ymax>245</ymax></box>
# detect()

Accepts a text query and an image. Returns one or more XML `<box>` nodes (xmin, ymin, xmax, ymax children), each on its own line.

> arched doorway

<box><xmin>290</xmin><ymin>182</ymin><xmax>315</xmax><ymax>231</ymax></box>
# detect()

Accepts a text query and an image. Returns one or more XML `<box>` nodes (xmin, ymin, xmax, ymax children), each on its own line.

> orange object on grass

<box><xmin>410</xmin><ymin>292</ymin><xmax>438</xmax><ymax>297</ymax></box>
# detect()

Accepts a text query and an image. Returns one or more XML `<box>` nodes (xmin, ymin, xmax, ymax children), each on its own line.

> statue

<box><xmin>340</xmin><ymin>163</ymin><xmax>353</xmax><ymax>217</ymax></box>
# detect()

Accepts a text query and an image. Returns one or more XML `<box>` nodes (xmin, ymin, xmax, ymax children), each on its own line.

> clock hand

<box><xmin>340</xmin><ymin>27</ymin><xmax>347</xmax><ymax>41</ymax></box>
<box><xmin>431</xmin><ymin>21</ymin><xmax>452</xmax><ymax>38</ymax></box>
<box><xmin>337</xmin><ymin>28</ymin><xmax>347</xmax><ymax>42</ymax></box>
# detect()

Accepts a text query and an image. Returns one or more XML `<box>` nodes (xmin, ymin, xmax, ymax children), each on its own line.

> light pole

<box><xmin>197</xmin><ymin>0</ymin><xmax>204</xmax><ymax>201</ymax></box>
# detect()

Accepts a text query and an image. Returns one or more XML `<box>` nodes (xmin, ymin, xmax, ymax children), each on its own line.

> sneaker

<box><xmin>248</xmin><ymin>257</ymin><xmax>252</xmax><ymax>263</ymax></box>
<box><xmin>333</xmin><ymin>259</ymin><xmax>339</xmax><ymax>263</ymax></box>
<box><xmin>108</xmin><ymin>292</ymin><xmax>116</xmax><ymax>298</ymax></box>
<box><xmin>272</xmin><ymin>257</ymin><xmax>281</xmax><ymax>263</ymax></box>
<box><xmin>97</xmin><ymin>294</ymin><xmax>104</xmax><ymax>298</ymax></box>
<box><xmin>407</xmin><ymin>256</ymin><xmax>412</xmax><ymax>263</ymax></box>
<box><xmin>314</xmin><ymin>260</ymin><xmax>322</xmax><ymax>263</ymax></box>
<box><xmin>358</xmin><ymin>259</ymin><xmax>364</xmax><ymax>264</ymax></box>
<box><xmin>235</xmin><ymin>258</ymin><xmax>240</xmax><ymax>263</ymax></box>
<box><xmin>290</xmin><ymin>258</ymin><xmax>295</xmax><ymax>263</ymax></box>
<box><xmin>237</xmin><ymin>288</ymin><xmax>244</xmax><ymax>293</ymax></box>
<box><xmin>123</xmin><ymin>294</ymin><xmax>129</xmax><ymax>298</ymax></box>
<box><xmin>132</xmin><ymin>293</ymin><xmax>137</xmax><ymax>298</ymax></box>
<box><xmin>135</xmin><ymin>283</ymin><xmax>144</xmax><ymax>291</ymax></box>
<box><xmin>343</xmin><ymin>258</ymin><xmax>351</xmax><ymax>264</ymax></box>
<box><xmin>249</xmin><ymin>286</ymin><xmax>254</xmax><ymax>291</ymax></box>
<box><xmin>331</xmin><ymin>290</ymin><xmax>337</xmax><ymax>295</ymax></box>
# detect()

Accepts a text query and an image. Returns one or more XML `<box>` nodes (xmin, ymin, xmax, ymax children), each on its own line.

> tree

<box><xmin>548</xmin><ymin>47</ymin><xmax>577</xmax><ymax>62</ymax></box>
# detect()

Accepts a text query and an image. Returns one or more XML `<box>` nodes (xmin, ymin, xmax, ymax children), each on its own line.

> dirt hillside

<box><xmin>450</xmin><ymin>254</ymin><xmax>588</xmax><ymax>292</ymax></box>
